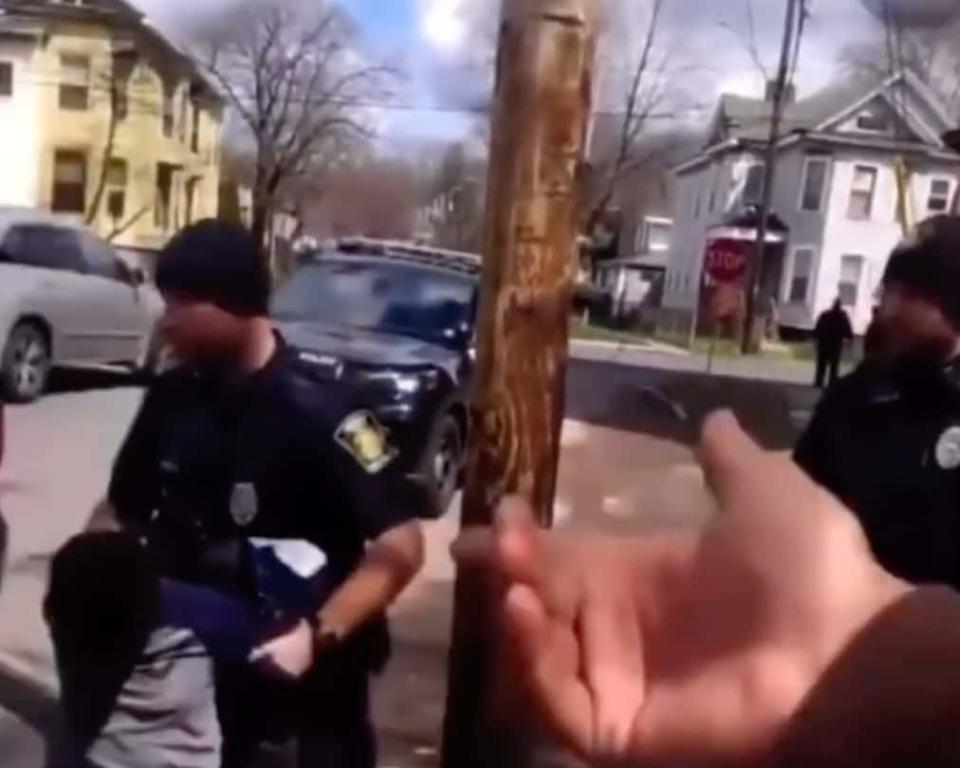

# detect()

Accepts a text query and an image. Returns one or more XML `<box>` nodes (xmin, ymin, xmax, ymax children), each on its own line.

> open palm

<box><xmin>455</xmin><ymin>413</ymin><xmax>909</xmax><ymax>767</ymax></box>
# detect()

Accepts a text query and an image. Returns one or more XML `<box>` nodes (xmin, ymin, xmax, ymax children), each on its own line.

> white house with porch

<box><xmin>663</xmin><ymin>71</ymin><xmax>960</xmax><ymax>336</ymax></box>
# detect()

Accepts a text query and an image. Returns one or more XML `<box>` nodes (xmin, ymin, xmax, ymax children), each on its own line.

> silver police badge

<box><xmin>935</xmin><ymin>427</ymin><xmax>960</xmax><ymax>471</ymax></box>
<box><xmin>230</xmin><ymin>482</ymin><xmax>259</xmax><ymax>528</ymax></box>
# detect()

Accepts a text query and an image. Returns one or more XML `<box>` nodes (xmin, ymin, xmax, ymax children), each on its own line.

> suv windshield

<box><xmin>273</xmin><ymin>257</ymin><xmax>476</xmax><ymax>348</ymax></box>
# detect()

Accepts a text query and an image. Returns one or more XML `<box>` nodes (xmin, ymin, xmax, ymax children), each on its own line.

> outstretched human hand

<box><xmin>454</xmin><ymin>412</ymin><xmax>910</xmax><ymax>767</ymax></box>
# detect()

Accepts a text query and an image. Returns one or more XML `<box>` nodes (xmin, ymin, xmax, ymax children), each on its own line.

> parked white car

<box><xmin>0</xmin><ymin>209</ymin><xmax>164</xmax><ymax>402</ymax></box>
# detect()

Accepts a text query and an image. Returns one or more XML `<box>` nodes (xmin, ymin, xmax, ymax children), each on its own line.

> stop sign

<box><xmin>704</xmin><ymin>239</ymin><xmax>749</xmax><ymax>283</ymax></box>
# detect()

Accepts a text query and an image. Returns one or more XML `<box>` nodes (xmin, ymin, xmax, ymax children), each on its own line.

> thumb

<box><xmin>495</xmin><ymin>496</ymin><xmax>542</xmax><ymax>586</ymax></box>
<box><xmin>699</xmin><ymin>411</ymin><xmax>777</xmax><ymax>520</ymax></box>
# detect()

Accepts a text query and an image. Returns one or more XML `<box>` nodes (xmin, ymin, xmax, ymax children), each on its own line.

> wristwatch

<box><xmin>311</xmin><ymin>615</ymin><xmax>343</xmax><ymax>658</ymax></box>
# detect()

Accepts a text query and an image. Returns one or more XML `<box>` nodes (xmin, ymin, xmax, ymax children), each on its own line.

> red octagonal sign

<box><xmin>704</xmin><ymin>239</ymin><xmax>749</xmax><ymax>283</ymax></box>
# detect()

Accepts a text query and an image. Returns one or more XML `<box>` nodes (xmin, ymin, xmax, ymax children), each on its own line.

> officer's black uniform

<box><xmin>795</xmin><ymin>356</ymin><xmax>960</xmax><ymax>589</ymax></box>
<box><xmin>108</xmin><ymin>336</ymin><xmax>422</xmax><ymax>768</ymax></box>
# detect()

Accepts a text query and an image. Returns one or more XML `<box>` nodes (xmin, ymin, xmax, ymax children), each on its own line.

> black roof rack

<box><xmin>334</xmin><ymin>238</ymin><xmax>482</xmax><ymax>276</ymax></box>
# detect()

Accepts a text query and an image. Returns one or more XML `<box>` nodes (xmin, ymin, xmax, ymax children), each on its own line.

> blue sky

<box><xmin>340</xmin><ymin>0</ymin><xmax>416</xmax><ymax>49</ymax></box>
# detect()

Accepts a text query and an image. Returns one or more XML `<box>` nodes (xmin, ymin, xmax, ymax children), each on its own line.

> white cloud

<box><xmin>419</xmin><ymin>0</ymin><xmax>469</xmax><ymax>53</ymax></box>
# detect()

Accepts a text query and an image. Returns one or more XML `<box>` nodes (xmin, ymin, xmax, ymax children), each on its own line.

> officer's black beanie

<box><xmin>885</xmin><ymin>215</ymin><xmax>960</xmax><ymax>329</ymax></box>
<box><xmin>156</xmin><ymin>220</ymin><xmax>271</xmax><ymax>317</ymax></box>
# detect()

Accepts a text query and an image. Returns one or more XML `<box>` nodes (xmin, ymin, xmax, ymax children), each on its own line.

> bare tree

<box><xmin>81</xmin><ymin>50</ymin><xmax>153</xmax><ymax>241</ymax></box>
<box><xmin>720</xmin><ymin>0</ymin><xmax>770</xmax><ymax>81</ymax></box>
<box><xmin>194</xmin><ymin>0</ymin><xmax>391</xmax><ymax>251</ymax></box>
<box><xmin>839</xmin><ymin>19</ymin><xmax>960</xmax><ymax>116</ymax></box>
<box><xmin>586</xmin><ymin>0</ymin><xmax>673</xmax><ymax>233</ymax></box>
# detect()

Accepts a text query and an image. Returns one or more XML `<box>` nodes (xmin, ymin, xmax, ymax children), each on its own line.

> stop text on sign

<box><xmin>704</xmin><ymin>239</ymin><xmax>748</xmax><ymax>283</ymax></box>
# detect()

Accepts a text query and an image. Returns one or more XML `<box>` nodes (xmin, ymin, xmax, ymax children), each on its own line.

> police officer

<box><xmin>795</xmin><ymin>215</ymin><xmax>960</xmax><ymax>590</ymax></box>
<box><xmin>91</xmin><ymin>220</ymin><xmax>426</xmax><ymax>768</ymax></box>
<box><xmin>813</xmin><ymin>298</ymin><xmax>853</xmax><ymax>389</ymax></box>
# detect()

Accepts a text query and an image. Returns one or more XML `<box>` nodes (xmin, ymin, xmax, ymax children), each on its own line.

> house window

<box><xmin>105</xmin><ymin>159</ymin><xmax>128</xmax><ymax>221</ymax></box>
<box><xmin>928</xmin><ymin>178</ymin><xmax>952</xmax><ymax>214</ymax></box>
<box><xmin>847</xmin><ymin>166</ymin><xmax>877</xmax><ymax>221</ymax></box>
<box><xmin>647</xmin><ymin>222</ymin><xmax>671</xmax><ymax>252</ymax></box>
<box><xmin>191</xmin><ymin>102</ymin><xmax>201</xmax><ymax>152</ymax></box>
<box><xmin>856</xmin><ymin>108</ymin><xmax>891</xmax><ymax>133</ymax></box>
<box><xmin>155</xmin><ymin>163</ymin><xmax>174</xmax><ymax>230</ymax></box>
<box><xmin>800</xmin><ymin>157</ymin><xmax>829</xmax><ymax>212</ymax></box>
<box><xmin>162</xmin><ymin>83</ymin><xmax>175</xmax><ymax>137</ymax></box>
<box><xmin>51</xmin><ymin>150</ymin><xmax>87</xmax><ymax>213</ymax></box>
<box><xmin>179</xmin><ymin>92</ymin><xmax>189</xmax><ymax>143</ymax></box>
<box><xmin>59</xmin><ymin>54</ymin><xmax>91</xmax><ymax>111</ymax></box>
<box><xmin>0</xmin><ymin>62</ymin><xmax>13</xmax><ymax>97</ymax></box>
<box><xmin>185</xmin><ymin>177</ymin><xmax>199</xmax><ymax>225</ymax></box>
<box><xmin>113</xmin><ymin>78</ymin><xmax>128</xmax><ymax>120</ymax></box>
<box><xmin>839</xmin><ymin>255</ymin><xmax>865</xmax><ymax>308</ymax></box>
<box><xmin>743</xmin><ymin>163</ymin><xmax>766</xmax><ymax>206</ymax></box>
<box><xmin>786</xmin><ymin>247</ymin><xmax>814</xmax><ymax>304</ymax></box>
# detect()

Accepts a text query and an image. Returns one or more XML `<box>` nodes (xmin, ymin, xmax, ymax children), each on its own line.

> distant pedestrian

<box><xmin>45</xmin><ymin>532</ymin><xmax>268</xmax><ymax>768</ymax></box>
<box><xmin>813</xmin><ymin>299</ymin><xmax>854</xmax><ymax>388</ymax></box>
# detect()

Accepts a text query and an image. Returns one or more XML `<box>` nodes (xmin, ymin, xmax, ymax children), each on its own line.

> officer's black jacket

<box><xmin>795</xmin><ymin>356</ymin><xmax>960</xmax><ymax>589</ymax></box>
<box><xmin>108</xmin><ymin>337</ymin><xmax>424</xmax><ymax>657</ymax></box>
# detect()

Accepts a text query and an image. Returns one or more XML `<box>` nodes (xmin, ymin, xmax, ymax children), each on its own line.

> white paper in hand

<box><xmin>248</xmin><ymin>538</ymin><xmax>327</xmax><ymax>580</ymax></box>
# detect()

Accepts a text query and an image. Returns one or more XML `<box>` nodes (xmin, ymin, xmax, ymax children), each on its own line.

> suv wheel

<box><xmin>425</xmin><ymin>414</ymin><xmax>463</xmax><ymax>516</ymax></box>
<box><xmin>1</xmin><ymin>322</ymin><xmax>51</xmax><ymax>403</ymax></box>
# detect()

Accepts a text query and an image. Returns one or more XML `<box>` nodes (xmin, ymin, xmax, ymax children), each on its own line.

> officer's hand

<box><xmin>453</xmin><ymin>412</ymin><xmax>911</xmax><ymax>767</ymax></box>
<box><xmin>250</xmin><ymin>619</ymin><xmax>314</xmax><ymax>680</ymax></box>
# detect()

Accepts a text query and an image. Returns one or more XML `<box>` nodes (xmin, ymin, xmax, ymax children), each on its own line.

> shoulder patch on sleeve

<box><xmin>335</xmin><ymin>411</ymin><xmax>398</xmax><ymax>474</ymax></box>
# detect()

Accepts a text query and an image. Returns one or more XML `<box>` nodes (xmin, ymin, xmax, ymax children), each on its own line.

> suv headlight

<box><xmin>358</xmin><ymin>368</ymin><xmax>440</xmax><ymax>395</ymax></box>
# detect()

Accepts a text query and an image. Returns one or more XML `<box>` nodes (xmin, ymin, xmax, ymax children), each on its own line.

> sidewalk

<box><xmin>570</xmin><ymin>338</ymin><xmax>833</xmax><ymax>386</ymax></box>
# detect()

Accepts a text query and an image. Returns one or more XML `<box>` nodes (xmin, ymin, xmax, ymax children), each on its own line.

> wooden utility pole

<box><xmin>442</xmin><ymin>1</ymin><xmax>597</xmax><ymax>767</ymax></box>
<box><xmin>740</xmin><ymin>0</ymin><xmax>802</xmax><ymax>354</ymax></box>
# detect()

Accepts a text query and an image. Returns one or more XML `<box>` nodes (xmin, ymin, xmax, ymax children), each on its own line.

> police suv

<box><xmin>272</xmin><ymin>239</ymin><xmax>478</xmax><ymax>515</ymax></box>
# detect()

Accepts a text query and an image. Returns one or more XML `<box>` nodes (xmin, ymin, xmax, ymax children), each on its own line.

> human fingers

<box><xmin>698</xmin><ymin>411</ymin><xmax>770</xmax><ymax>515</ymax></box>
<box><xmin>249</xmin><ymin>620</ymin><xmax>313</xmax><ymax>678</ymax></box>
<box><xmin>579</xmin><ymin>572</ymin><xmax>647</xmax><ymax>758</ymax></box>
<box><xmin>495</xmin><ymin>497</ymin><xmax>542</xmax><ymax>585</ymax></box>
<box><xmin>505</xmin><ymin>583</ymin><xmax>594</xmax><ymax>756</ymax></box>
<box><xmin>450</xmin><ymin>526</ymin><xmax>496</xmax><ymax>568</ymax></box>
<box><xmin>451</xmin><ymin>498</ymin><xmax>541</xmax><ymax>584</ymax></box>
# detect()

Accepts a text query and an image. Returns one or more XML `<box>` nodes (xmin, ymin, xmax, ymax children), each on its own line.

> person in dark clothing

<box><xmin>90</xmin><ymin>220</ymin><xmax>426</xmax><ymax>768</ymax></box>
<box><xmin>795</xmin><ymin>215</ymin><xmax>960</xmax><ymax>590</ymax></box>
<box><xmin>45</xmin><ymin>532</ymin><xmax>259</xmax><ymax>768</ymax></box>
<box><xmin>813</xmin><ymin>299</ymin><xmax>854</xmax><ymax>388</ymax></box>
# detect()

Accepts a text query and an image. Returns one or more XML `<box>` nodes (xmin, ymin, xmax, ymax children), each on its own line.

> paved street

<box><xmin>0</xmin><ymin>359</ymin><xmax>819</xmax><ymax>767</ymax></box>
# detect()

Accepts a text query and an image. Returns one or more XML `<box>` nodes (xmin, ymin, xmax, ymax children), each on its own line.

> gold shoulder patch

<box><xmin>335</xmin><ymin>411</ymin><xmax>398</xmax><ymax>474</ymax></box>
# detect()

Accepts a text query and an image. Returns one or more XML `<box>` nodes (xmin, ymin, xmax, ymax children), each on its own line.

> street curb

<box><xmin>0</xmin><ymin>650</ymin><xmax>58</xmax><ymax>699</ymax></box>
<box><xmin>570</xmin><ymin>339</ymin><xmax>688</xmax><ymax>356</ymax></box>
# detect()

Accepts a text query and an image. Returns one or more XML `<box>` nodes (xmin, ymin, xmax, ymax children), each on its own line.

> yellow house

<box><xmin>0</xmin><ymin>0</ymin><xmax>224</xmax><ymax>251</ymax></box>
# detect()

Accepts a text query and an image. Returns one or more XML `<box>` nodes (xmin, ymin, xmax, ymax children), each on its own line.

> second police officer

<box><xmin>796</xmin><ymin>215</ymin><xmax>960</xmax><ymax>592</ymax></box>
<box><xmin>92</xmin><ymin>220</ymin><xmax>426</xmax><ymax>768</ymax></box>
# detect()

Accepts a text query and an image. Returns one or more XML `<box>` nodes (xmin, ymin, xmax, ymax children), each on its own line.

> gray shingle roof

<box><xmin>715</xmin><ymin>73</ymin><xmax>889</xmax><ymax>142</ymax></box>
